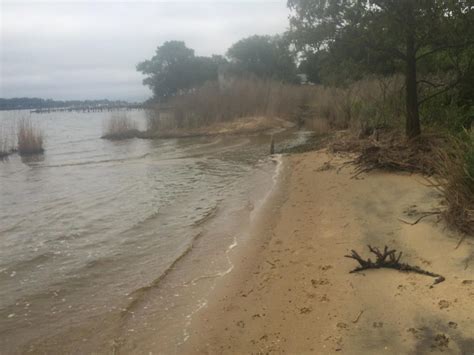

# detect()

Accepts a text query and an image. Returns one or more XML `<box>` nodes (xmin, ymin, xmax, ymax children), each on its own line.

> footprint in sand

<box><xmin>319</xmin><ymin>265</ymin><xmax>333</xmax><ymax>271</ymax></box>
<box><xmin>311</xmin><ymin>278</ymin><xmax>330</xmax><ymax>287</ymax></box>
<box><xmin>299</xmin><ymin>307</ymin><xmax>312</xmax><ymax>314</ymax></box>
<box><xmin>336</xmin><ymin>322</ymin><xmax>348</xmax><ymax>330</ymax></box>
<box><xmin>320</xmin><ymin>295</ymin><xmax>330</xmax><ymax>302</ymax></box>
<box><xmin>438</xmin><ymin>300</ymin><xmax>450</xmax><ymax>309</ymax></box>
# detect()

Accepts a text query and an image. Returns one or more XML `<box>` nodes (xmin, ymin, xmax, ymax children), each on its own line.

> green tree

<box><xmin>227</xmin><ymin>35</ymin><xmax>298</xmax><ymax>83</ymax></box>
<box><xmin>288</xmin><ymin>0</ymin><xmax>474</xmax><ymax>137</ymax></box>
<box><xmin>137</xmin><ymin>41</ymin><xmax>224</xmax><ymax>100</ymax></box>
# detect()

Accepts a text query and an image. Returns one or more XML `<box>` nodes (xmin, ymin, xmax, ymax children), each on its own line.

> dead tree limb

<box><xmin>345</xmin><ymin>245</ymin><xmax>445</xmax><ymax>285</ymax></box>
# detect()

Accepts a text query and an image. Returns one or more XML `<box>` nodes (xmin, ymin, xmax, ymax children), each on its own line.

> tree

<box><xmin>137</xmin><ymin>41</ymin><xmax>224</xmax><ymax>101</ymax></box>
<box><xmin>227</xmin><ymin>35</ymin><xmax>298</xmax><ymax>83</ymax></box>
<box><xmin>288</xmin><ymin>0</ymin><xmax>474</xmax><ymax>137</ymax></box>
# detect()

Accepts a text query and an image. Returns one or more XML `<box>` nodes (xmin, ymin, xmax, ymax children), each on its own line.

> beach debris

<box><xmin>352</xmin><ymin>310</ymin><xmax>364</xmax><ymax>324</ymax></box>
<box><xmin>398</xmin><ymin>211</ymin><xmax>441</xmax><ymax>225</ymax></box>
<box><xmin>455</xmin><ymin>234</ymin><xmax>466</xmax><ymax>250</ymax></box>
<box><xmin>344</xmin><ymin>245</ymin><xmax>445</xmax><ymax>285</ymax></box>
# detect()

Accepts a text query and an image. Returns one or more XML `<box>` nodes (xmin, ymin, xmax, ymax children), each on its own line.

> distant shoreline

<box><xmin>0</xmin><ymin>98</ymin><xmax>143</xmax><ymax>111</ymax></box>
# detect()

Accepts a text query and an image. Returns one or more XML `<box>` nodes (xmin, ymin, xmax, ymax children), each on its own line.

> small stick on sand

<box><xmin>398</xmin><ymin>211</ymin><xmax>441</xmax><ymax>226</ymax></box>
<box><xmin>455</xmin><ymin>234</ymin><xmax>466</xmax><ymax>250</ymax></box>
<box><xmin>352</xmin><ymin>310</ymin><xmax>364</xmax><ymax>324</ymax></box>
<box><xmin>270</xmin><ymin>135</ymin><xmax>275</xmax><ymax>155</ymax></box>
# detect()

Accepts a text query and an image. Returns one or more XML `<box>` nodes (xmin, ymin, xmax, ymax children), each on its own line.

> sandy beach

<box><xmin>181</xmin><ymin>149</ymin><xmax>474</xmax><ymax>354</ymax></box>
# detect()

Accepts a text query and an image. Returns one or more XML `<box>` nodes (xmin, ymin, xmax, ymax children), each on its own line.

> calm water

<box><xmin>0</xmin><ymin>110</ymin><xmax>309</xmax><ymax>352</ymax></box>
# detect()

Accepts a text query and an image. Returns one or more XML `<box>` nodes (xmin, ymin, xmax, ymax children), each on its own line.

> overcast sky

<box><xmin>1</xmin><ymin>0</ymin><xmax>290</xmax><ymax>102</ymax></box>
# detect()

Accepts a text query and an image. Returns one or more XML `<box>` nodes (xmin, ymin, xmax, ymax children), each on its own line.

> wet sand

<box><xmin>182</xmin><ymin>149</ymin><xmax>474</xmax><ymax>354</ymax></box>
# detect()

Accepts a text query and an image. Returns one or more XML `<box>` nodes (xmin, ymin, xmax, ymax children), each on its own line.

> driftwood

<box><xmin>345</xmin><ymin>245</ymin><xmax>445</xmax><ymax>285</ymax></box>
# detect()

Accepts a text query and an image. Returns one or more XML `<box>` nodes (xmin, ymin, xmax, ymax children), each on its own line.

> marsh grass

<box><xmin>0</xmin><ymin>121</ymin><xmax>15</xmax><ymax>158</ymax></box>
<box><xmin>430</xmin><ymin>132</ymin><xmax>474</xmax><ymax>235</ymax></box>
<box><xmin>147</xmin><ymin>78</ymin><xmax>311</xmax><ymax>131</ymax></box>
<box><xmin>17</xmin><ymin>117</ymin><xmax>44</xmax><ymax>156</ymax></box>
<box><xmin>102</xmin><ymin>112</ymin><xmax>139</xmax><ymax>140</ymax></box>
<box><xmin>147</xmin><ymin>76</ymin><xmax>405</xmax><ymax>136</ymax></box>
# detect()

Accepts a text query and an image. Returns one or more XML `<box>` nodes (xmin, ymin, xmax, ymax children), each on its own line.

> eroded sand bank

<box><xmin>181</xmin><ymin>149</ymin><xmax>474</xmax><ymax>354</ymax></box>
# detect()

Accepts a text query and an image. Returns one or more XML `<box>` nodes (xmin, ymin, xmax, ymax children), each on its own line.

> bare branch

<box><xmin>345</xmin><ymin>245</ymin><xmax>445</xmax><ymax>285</ymax></box>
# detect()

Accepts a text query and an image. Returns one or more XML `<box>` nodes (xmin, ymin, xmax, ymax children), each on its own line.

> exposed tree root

<box><xmin>345</xmin><ymin>245</ymin><xmax>445</xmax><ymax>285</ymax></box>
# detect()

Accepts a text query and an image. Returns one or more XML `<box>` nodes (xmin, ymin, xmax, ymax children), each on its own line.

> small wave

<box><xmin>37</xmin><ymin>153</ymin><xmax>151</xmax><ymax>169</ymax></box>
<box><xmin>118</xmin><ymin>231</ymin><xmax>205</xmax><ymax>321</ymax></box>
<box><xmin>180</xmin><ymin>137</ymin><xmax>251</xmax><ymax>159</ymax></box>
<box><xmin>0</xmin><ymin>251</ymin><xmax>55</xmax><ymax>276</ymax></box>
<box><xmin>183</xmin><ymin>235</ymin><xmax>238</xmax><ymax>287</ymax></box>
<box><xmin>192</xmin><ymin>205</ymin><xmax>218</xmax><ymax>227</ymax></box>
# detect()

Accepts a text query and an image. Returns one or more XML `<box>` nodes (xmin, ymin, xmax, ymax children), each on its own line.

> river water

<box><xmin>0</xmin><ymin>109</ymin><xmax>308</xmax><ymax>353</ymax></box>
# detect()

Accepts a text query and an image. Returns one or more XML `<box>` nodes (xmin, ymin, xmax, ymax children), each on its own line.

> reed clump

<box><xmin>0</xmin><ymin>121</ymin><xmax>15</xmax><ymax>158</ymax></box>
<box><xmin>430</xmin><ymin>133</ymin><xmax>474</xmax><ymax>235</ymax></box>
<box><xmin>102</xmin><ymin>112</ymin><xmax>140</xmax><ymax>140</ymax></box>
<box><xmin>17</xmin><ymin>117</ymin><xmax>44</xmax><ymax>156</ymax></box>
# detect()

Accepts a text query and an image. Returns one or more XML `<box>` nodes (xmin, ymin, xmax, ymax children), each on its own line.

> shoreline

<box><xmin>180</xmin><ymin>149</ymin><xmax>474</xmax><ymax>354</ymax></box>
<box><xmin>101</xmin><ymin>116</ymin><xmax>296</xmax><ymax>140</ymax></box>
<box><xmin>110</xmin><ymin>151</ymin><xmax>289</xmax><ymax>354</ymax></box>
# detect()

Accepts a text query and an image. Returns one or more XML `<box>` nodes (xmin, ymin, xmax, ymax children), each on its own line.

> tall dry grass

<box><xmin>0</xmin><ymin>121</ymin><xmax>16</xmax><ymax>157</ymax></box>
<box><xmin>147</xmin><ymin>78</ymin><xmax>311</xmax><ymax>131</ymax></box>
<box><xmin>17</xmin><ymin>117</ymin><xmax>44</xmax><ymax>155</ymax></box>
<box><xmin>102</xmin><ymin>112</ymin><xmax>139</xmax><ymax>140</ymax></box>
<box><xmin>430</xmin><ymin>132</ymin><xmax>474</xmax><ymax>235</ymax></box>
<box><xmin>146</xmin><ymin>75</ymin><xmax>405</xmax><ymax>135</ymax></box>
<box><xmin>304</xmin><ymin>75</ymin><xmax>405</xmax><ymax>132</ymax></box>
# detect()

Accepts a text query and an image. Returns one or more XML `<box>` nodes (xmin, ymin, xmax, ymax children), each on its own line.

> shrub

<box><xmin>17</xmin><ymin>117</ymin><xmax>44</xmax><ymax>155</ymax></box>
<box><xmin>102</xmin><ymin>112</ymin><xmax>139</xmax><ymax>140</ymax></box>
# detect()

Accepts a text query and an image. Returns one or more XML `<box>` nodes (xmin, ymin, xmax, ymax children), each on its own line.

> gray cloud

<box><xmin>1</xmin><ymin>1</ymin><xmax>289</xmax><ymax>101</ymax></box>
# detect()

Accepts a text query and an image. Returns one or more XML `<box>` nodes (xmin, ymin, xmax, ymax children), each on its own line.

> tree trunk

<box><xmin>405</xmin><ymin>23</ymin><xmax>421</xmax><ymax>137</ymax></box>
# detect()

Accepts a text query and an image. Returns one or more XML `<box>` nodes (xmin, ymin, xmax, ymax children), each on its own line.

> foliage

<box><xmin>226</xmin><ymin>35</ymin><xmax>298</xmax><ymax>83</ymax></box>
<box><xmin>137</xmin><ymin>41</ymin><xmax>226</xmax><ymax>100</ymax></box>
<box><xmin>288</xmin><ymin>0</ymin><xmax>474</xmax><ymax>137</ymax></box>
